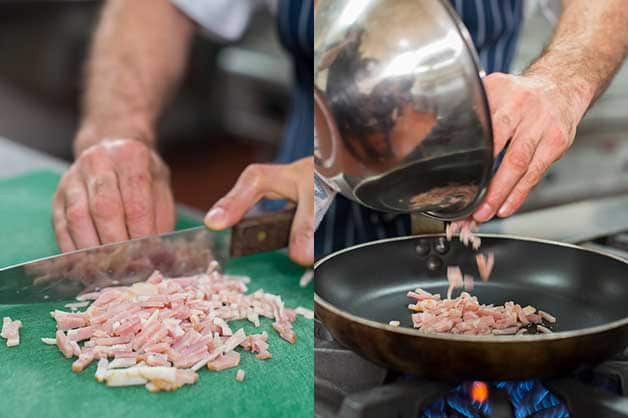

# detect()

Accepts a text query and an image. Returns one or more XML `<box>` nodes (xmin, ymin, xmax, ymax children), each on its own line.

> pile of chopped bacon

<box><xmin>43</xmin><ymin>262</ymin><xmax>312</xmax><ymax>392</ymax></box>
<box><xmin>1</xmin><ymin>316</ymin><xmax>22</xmax><ymax>347</ymax></box>
<box><xmin>407</xmin><ymin>289</ymin><xmax>556</xmax><ymax>335</ymax></box>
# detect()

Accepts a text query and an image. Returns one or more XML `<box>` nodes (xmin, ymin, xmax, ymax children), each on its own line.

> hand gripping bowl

<box><xmin>314</xmin><ymin>0</ymin><xmax>494</xmax><ymax>220</ymax></box>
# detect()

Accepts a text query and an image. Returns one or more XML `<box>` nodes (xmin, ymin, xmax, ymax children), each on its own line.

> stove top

<box><xmin>315</xmin><ymin>318</ymin><xmax>628</xmax><ymax>418</ymax></box>
<box><xmin>315</xmin><ymin>234</ymin><xmax>628</xmax><ymax>418</ymax></box>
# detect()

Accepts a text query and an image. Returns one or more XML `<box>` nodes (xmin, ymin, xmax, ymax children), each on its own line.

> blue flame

<box><xmin>422</xmin><ymin>380</ymin><xmax>570</xmax><ymax>418</ymax></box>
<box><xmin>494</xmin><ymin>380</ymin><xmax>569</xmax><ymax>418</ymax></box>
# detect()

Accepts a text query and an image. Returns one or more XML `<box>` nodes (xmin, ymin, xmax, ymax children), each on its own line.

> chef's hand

<box><xmin>53</xmin><ymin>138</ymin><xmax>176</xmax><ymax>252</ymax></box>
<box><xmin>205</xmin><ymin>157</ymin><xmax>314</xmax><ymax>266</ymax></box>
<box><xmin>473</xmin><ymin>72</ymin><xmax>583</xmax><ymax>222</ymax></box>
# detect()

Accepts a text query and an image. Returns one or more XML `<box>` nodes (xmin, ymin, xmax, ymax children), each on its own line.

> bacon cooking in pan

<box><xmin>407</xmin><ymin>289</ymin><xmax>556</xmax><ymax>335</ymax></box>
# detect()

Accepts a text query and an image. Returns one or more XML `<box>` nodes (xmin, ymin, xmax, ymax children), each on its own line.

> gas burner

<box><xmin>315</xmin><ymin>320</ymin><xmax>628</xmax><ymax>418</ymax></box>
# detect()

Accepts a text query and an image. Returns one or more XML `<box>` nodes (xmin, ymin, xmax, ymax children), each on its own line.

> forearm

<box><xmin>525</xmin><ymin>0</ymin><xmax>628</xmax><ymax>125</ymax></box>
<box><xmin>75</xmin><ymin>0</ymin><xmax>194</xmax><ymax>156</ymax></box>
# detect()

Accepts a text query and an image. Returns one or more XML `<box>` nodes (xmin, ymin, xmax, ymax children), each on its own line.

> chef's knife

<box><xmin>0</xmin><ymin>207</ymin><xmax>295</xmax><ymax>304</ymax></box>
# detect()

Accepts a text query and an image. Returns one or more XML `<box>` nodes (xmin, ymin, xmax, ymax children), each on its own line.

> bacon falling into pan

<box><xmin>45</xmin><ymin>268</ymin><xmax>312</xmax><ymax>391</ymax></box>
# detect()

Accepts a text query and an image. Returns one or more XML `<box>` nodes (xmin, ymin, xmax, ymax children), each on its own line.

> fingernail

<box><xmin>205</xmin><ymin>207</ymin><xmax>226</xmax><ymax>228</ymax></box>
<box><xmin>474</xmin><ymin>203</ymin><xmax>494</xmax><ymax>222</ymax></box>
<box><xmin>497</xmin><ymin>201</ymin><xmax>512</xmax><ymax>218</ymax></box>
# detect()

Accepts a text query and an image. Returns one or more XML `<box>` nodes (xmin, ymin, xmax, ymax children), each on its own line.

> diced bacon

<box><xmin>41</xmin><ymin>337</ymin><xmax>57</xmax><ymax>345</ymax></box>
<box><xmin>212</xmin><ymin>318</ymin><xmax>233</xmax><ymax>336</ymax></box>
<box><xmin>515</xmin><ymin>305</ymin><xmax>529</xmax><ymax>325</ymax></box>
<box><xmin>76</xmin><ymin>291</ymin><xmax>102</xmax><ymax>302</ymax></box>
<box><xmin>70</xmin><ymin>341</ymin><xmax>82</xmax><ymax>357</ymax></box>
<box><xmin>295</xmin><ymin>306</ymin><xmax>314</xmax><ymax>320</ymax></box>
<box><xmin>446</xmin><ymin>266</ymin><xmax>463</xmax><ymax>300</ymax></box>
<box><xmin>49</xmin><ymin>266</ymin><xmax>301</xmax><ymax>393</ymax></box>
<box><xmin>51</xmin><ymin>310</ymin><xmax>88</xmax><ymax>330</ymax></box>
<box><xmin>109</xmin><ymin>357</ymin><xmax>138</xmax><ymax>369</ymax></box>
<box><xmin>65</xmin><ymin>301</ymin><xmax>91</xmax><ymax>310</ymax></box>
<box><xmin>1</xmin><ymin>317</ymin><xmax>22</xmax><ymax>347</ymax></box>
<box><xmin>220</xmin><ymin>329</ymin><xmax>247</xmax><ymax>353</ymax></box>
<box><xmin>56</xmin><ymin>330</ymin><xmax>75</xmax><ymax>358</ymax></box>
<box><xmin>407</xmin><ymin>288</ymin><xmax>557</xmax><ymax>336</ymax></box>
<box><xmin>207</xmin><ymin>351</ymin><xmax>240</xmax><ymax>371</ymax></box>
<box><xmin>146</xmin><ymin>271</ymin><xmax>163</xmax><ymax>284</ymax></box>
<box><xmin>463</xmin><ymin>275</ymin><xmax>474</xmax><ymax>292</ymax></box>
<box><xmin>92</xmin><ymin>335</ymin><xmax>132</xmax><ymax>346</ymax></box>
<box><xmin>537</xmin><ymin>325</ymin><xmax>553</xmax><ymax>334</ymax></box>
<box><xmin>235</xmin><ymin>369</ymin><xmax>245</xmax><ymax>382</ymax></box>
<box><xmin>95</xmin><ymin>358</ymin><xmax>109</xmax><ymax>382</ymax></box>
<box><xmin>539</xmin><ymin>310</ymin><xmax>556</xmax><ymax>323</ymax></box>
<box><xmin>114</xmin><ymin>351</ymin><xmax>138</xmax><ymax>359</ymax></box>
<box><xmin>145</xmin><ymin>353</ymin><xmax>170</xmax><ymax>367</ymax></box>
<box><xmin>476</xmin><ymin>253</ymin><xmax>495</xmax><ymax>282</ymax></box>
<box><xmin>176</xmin><ymin>369</ymin><xmax>198</xmax><ymax>385</ymax></box>
<box><xmin>144</xmin><ymin>343</ymin><xmax>170</xmax><ymax>353</ymax></box>
<box><xmin>256</xmin><ymin>351</ymin><xmax>272</xmax><ymax>360</ymax></box>
<box><xmin>527</xmin><ymin>314</ymin><xmax>542</xmax><ymax>323</ymax></box>
<box><xmin>492</xmin><ymin>326</ymin><xmax>520</xmax><ymax>335</ymax></box>
<box><xmin>272</xmin><ymin>321</ymin><xmax>296</xmax><ymax>344</ymax></box>
<box><xmin>72</xmin><ymin>350</ymin><xmax>95</xmax><ymax>372</ymax></box>
<box><xmin>67</xmin><ymin>326</ymin><xmax>93</xmax><ymax>342</ymax></box>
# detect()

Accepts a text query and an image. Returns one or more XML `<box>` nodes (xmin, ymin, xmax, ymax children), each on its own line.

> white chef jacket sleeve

<box><xmin>170</xmin><ymin>0</ymin><xmax>266</xmax><ymax>42</ymax></box>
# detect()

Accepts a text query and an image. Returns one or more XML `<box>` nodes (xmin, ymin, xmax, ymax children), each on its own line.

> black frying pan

<box><xmin>314</xmin><ymin>234</ymin><xmax>628</xmax><ymax>381</ymax></box>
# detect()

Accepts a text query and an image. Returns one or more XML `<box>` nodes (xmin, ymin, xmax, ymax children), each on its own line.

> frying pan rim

<box><xmin>314</xmin><ymin>233</ymin><xmax>628</xmax><ymax>343</ymax></box>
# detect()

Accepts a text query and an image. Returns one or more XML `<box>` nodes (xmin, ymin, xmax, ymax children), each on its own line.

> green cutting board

<box><xmin>0</xmin><ymin>170</ymin><xmax>313</xmax><ymax>418</ymax></box>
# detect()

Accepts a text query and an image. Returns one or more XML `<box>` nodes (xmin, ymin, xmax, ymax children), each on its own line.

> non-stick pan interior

<box><xmin>315</xmin><ymin>235</ymin><xmax>628</xmax><ymax>332</ymax></box>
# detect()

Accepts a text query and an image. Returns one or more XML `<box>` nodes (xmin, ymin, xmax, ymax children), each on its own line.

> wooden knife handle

<box><xmin>229</xmin><ymin>207</ymin><xmax>296</xmax><ymax>257</ymax></box>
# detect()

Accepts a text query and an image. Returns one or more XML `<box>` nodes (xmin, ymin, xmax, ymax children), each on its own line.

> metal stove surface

<box><xmin>315</xmin><ymin>318</ymin><xmax>628</xmax><ymax>418</ymax></box>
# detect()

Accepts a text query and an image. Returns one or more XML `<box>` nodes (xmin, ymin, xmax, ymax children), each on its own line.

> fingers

<box><xmin>114</xmin><ymin>142</ymin><xmax>157</xmax><ymax>238</ymax></box>
<box><xmin>484</xmin><ymin>73</ymin><xmax>519</xmax><ymax>156</ymax></box>
<box><xmin>153</xmin><ymin>178</ymin><xmax>176</xmax><ymax>234</ymax></box>
<box><xmin>473</xmin><ymin>122</ymin><xmax>544</xmax><ymax>223</ymax></box>
<box><xmin>62</xmin><ymin>176</ymin><xmax>101</xmax><ymax>249</ymax></box>
<box><xmin>205</xmin><ymin>163</ymin><xmax>298</xmax><ymax>230</ymax></box>
<box><xmin>204</xmin><ymin>158</ymin><xmax>314</xmax><ymax>266</ymax></box>
<box><xmin>289</xmin><ymin>160</ymin><xmax>314</xmax><ymax>266</ymax></box>
<box><xmin>52</xmin><ymin>191</ymin><xmax>76</xmax><ymax>252</ymax></box>
<box><xmin>79</xmin><ymin>149</ymin><xmax>129</xmax><ymax>244</ymax></box>
<box><xmin>496</xmin><ymin>128</ymin><xmax>567</xmax><ymax>217</ymax></box>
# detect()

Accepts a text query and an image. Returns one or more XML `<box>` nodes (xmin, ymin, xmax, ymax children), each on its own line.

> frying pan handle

<box><xmin>229</xmin><ymin>207</ymin><xmax>296</xmax><ymax>257</ymax></box>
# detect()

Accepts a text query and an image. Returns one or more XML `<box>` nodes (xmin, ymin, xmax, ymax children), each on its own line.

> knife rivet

<box><xmin>257</xmin><ymin>231</ymin><xmax>267</xmax><ymax>242</ymax></box>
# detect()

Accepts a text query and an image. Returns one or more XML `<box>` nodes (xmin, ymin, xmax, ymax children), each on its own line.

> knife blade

<box><xmin>0</xmin><ymin>207</ymin><xmax>295</xmax><ymax>304</ymax></box>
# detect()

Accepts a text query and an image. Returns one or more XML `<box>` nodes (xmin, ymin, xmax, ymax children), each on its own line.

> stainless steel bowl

<box><xmin>314</xmin><ymin>0</ymin><xmax>493</xmax><ymax>220</ymax></box>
